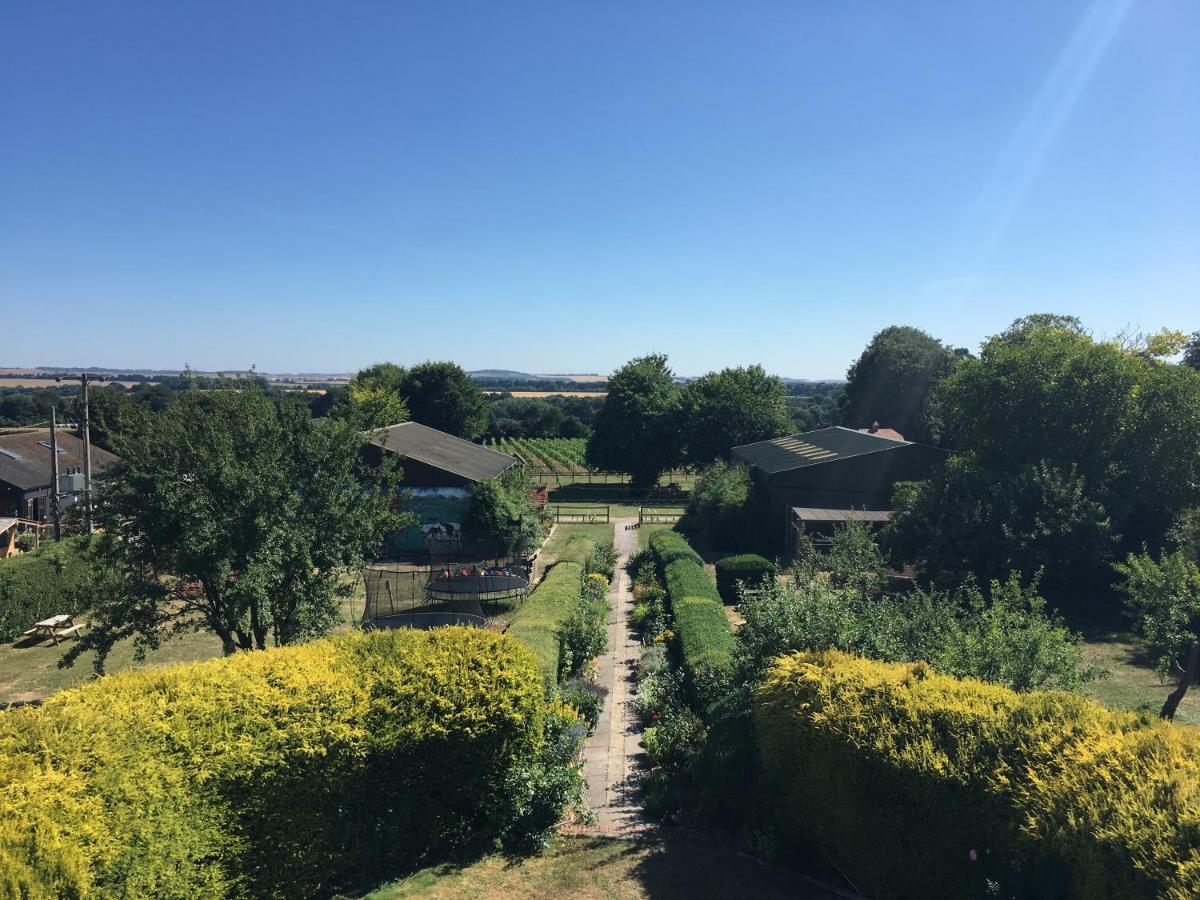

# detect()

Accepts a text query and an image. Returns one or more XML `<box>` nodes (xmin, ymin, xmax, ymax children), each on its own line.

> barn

<box><xmin>364</xmin><ymin>422</ymin><xmax>519</xmax><ymax>553</ymax></box>
<box><xmin>0</xmin><ymin>428</ymin><xmax>119</xmax><ymax>521</ymax></box>
<box><xmin>731</xmin><ymin>426</ymin><xmax>947</xmax><ymax>558</ymax></box>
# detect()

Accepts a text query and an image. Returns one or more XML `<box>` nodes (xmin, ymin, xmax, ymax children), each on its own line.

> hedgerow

<box><xmin>0</xmin><ymin>628</ymin><xmax>568</xmax><ymax>898</ymax></box>
<box><xmin>755</xmin><ymin>650</ymin><xmax>1200</xmax><ymax>899</ymax></box>
<box><xmin>648</xmin><ymin>530</ymin><xmax>733</xmax><ymax>709</ymax></box>
<box><xmin>714</xmin><ymin>554</ymin><xmax>776</xmax><ymax>604</ymax></box>
<box><xmin>506</xmin><ymin>534</ymin><xmax>597</xmax><ymax>683</ymax></box>
<box><xmin>0</xmin><ymin>537</ymin><xmax>120</xmax><ymax>642</ymax></box>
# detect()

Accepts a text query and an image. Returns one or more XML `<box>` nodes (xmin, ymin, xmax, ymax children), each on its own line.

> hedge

<box><xmin>714</xmin><ymin>554</ymin><xmax>776</xmax><ymax>604</ymax></box>
<box><xmin>755</xmin><ymin>650</ymin><xmax>1200</xmax><ymax>899</ymax></box>
<box><xmin>0</xmin><ymin>537</ymin><xmax>120</xmax><ymax>642</ymax></box>
<box><xmin>648</xmin><ymin>531</ymin><xmax>733</xmax><ymax>705</ymax></box>
<box><xmin>0</xmin><ymin>628</ymin><xmax>549</xmax><ymax>898</ymax></box>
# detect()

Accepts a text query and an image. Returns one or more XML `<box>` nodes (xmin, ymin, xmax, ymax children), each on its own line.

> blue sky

<box><xmin>2</xmin><ymin>1</ymin><xmax>1196</xmax><ymax>378</ymax></box>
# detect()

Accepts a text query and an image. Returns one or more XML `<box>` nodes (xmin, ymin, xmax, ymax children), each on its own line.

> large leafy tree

<box><xmin>1184</xmin><ymin>332</ymin><xmax>1200</xmax><ymax>371</ymax></box>
<box><xmin>344</xmin><ymin>362</ymin><xmax>409</xmax><ymax>429</ymax></box>
<box><xmin>586</xmin><ymin>354</ymin><xmax>682</xmax><ymax>489</ymax></box>
<box><xmin>66</xmin><ymin>389</ymin><xmax>404</xmax><ymax>667</ymax></box>
<box><xmin>680</xmin><ymin>365</ymin><xmax>792</xmax><ymax>465</ymax></box>
<box><xmin>401</xmin><ymin>361</ymin><xmax>489</xmax><ymax>439</ymax></box>
<box><xmin>838</xmin><ymin>325</ymin><xmax>964</xmax><ymax>443</ymax></box>
<box><xmin>937</xmin><ymin>317</ymin><xmax>1200</xmax><ymax>550</ymax></box>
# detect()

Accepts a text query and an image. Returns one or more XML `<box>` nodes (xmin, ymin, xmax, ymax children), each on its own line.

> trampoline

<box><xmin>361</xmin><ymin>562</ymin><xmax>528</xmax><ymax>632</ymax></box>
<box><xmin>426</xmin><ymin>574</ymin><xmax>528</xmax><ymax>604</ymax></box>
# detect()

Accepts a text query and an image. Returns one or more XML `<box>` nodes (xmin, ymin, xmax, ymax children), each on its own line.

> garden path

<box><xmin>579</xmin><ymin>517</ymin><xmax>653</xmax><ymax>836</ymax></box>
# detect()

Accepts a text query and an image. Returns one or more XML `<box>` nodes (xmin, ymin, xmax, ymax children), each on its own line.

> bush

<box><xmin>643</xmin><ymin>706</ymin><xmax>707</xmax><ymax>770</ymax></box>
<box><xmin>755</xmin><ymin>650</ymin><xmax>1200</xmax><ymax>899</ymax></box>
<box><xmin>648</xmin><ymin>531</ymin><xmax>735</xmax><ymax>710</ymax></box>
<box><xmin>0</xmin><ymin>628</ymin><xmax>576</xmax><ymax>898</ymax></box>
<box><xmin>557</xmin><ymin>574</ymin><xmax>609</xmax><ymax>680</ymax></box>
<box><xmin>508</xmin><ymin>560</ymin><xmax>586</xmax><ymax>684</ymax></box>
<box><xmin>585</xmin><ymin>543</ymin><xmax>617</xmax><ymax>580</ymax></box>
<box><xmin>560</xmin><ymin>678</ymin><xmax>606</xmax><ymax>732</ymax></box>
<box><xmin>714</xmin><ymin>554</ymin><xmax>777</xmax><ymax>604</ymax></box>
<box><xmin>0</xmin><ymin>536</ymin><xmax>120</xmax><ymax>642</ymax></box>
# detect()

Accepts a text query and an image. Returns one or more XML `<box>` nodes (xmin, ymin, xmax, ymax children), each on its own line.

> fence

<box><xmin>544</xmin><ymin>504</ymin><xmax>610</xmax><ymax>524</ymax></box>
<box><xmin>523</xmin><ymin>468</ymin><xmax>697</xmax><ymax>490</ymax></box>
<box><xmin>639</xmin><ymin>506</ymin><xmax>683</xmax><ymax>524</ymax></box>
<box><xmin>363</xmin><ymin>557</ymin><xmax>519</xmax><ymax>623</ymax></box>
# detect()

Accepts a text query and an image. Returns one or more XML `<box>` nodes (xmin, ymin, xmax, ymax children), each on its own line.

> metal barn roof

<box><xmin>367</xmin><ymin>422</ymin><xmax>518</xmax><ymax>483</ymax></box>
<box><xmin>0</xmin><ymin>429</ymin><xmax>119</xmax><ymax>492</ymax></box>
<box><xmin>791</xmin><ymin>507</ymin><xmax>892</xmax><ymax>523</ymax></box>
<box><xmin>732</xmin><ymin>426</ymin><xmax>913</xmax><ymax>476</ymax></box>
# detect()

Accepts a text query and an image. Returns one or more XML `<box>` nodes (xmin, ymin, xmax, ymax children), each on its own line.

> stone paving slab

<box><xmin>577</xmin><ymin>518</ymin><xmax>653</xmax><ymax>836</ymax></box>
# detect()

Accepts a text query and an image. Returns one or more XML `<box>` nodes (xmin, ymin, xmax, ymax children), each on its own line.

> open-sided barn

<box><xmin>732</xmin><ymin>426</ymin><xmax>946</xmax><ymax>557</ymax></box>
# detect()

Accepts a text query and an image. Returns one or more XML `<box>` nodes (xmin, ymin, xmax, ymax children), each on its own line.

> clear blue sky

<box><xmin>2</xmin><ymin>1</ymin><xmax>1196</xmax><ymax>378</ymax></box>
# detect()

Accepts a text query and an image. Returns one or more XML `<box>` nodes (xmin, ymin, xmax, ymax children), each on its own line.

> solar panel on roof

<box><xmin>0</xmin><ymin>448</ymin><xmax>22</xmax><ymax>460</ymax></box>
<box><xmin>37</xmin><ymin>442</ymin><xmax>65</xmax><ymax>453</ymax></box>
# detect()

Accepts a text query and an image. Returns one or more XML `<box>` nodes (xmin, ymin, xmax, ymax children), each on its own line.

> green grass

<box><xmin>364</xmin><ymin>835</ymin><xmax>840</xmax><ymax>899</ymax></box>
<box><xmin>539</xmin><ymin>524</ymin><xmax>613</xmax><ymax>568</ymax></box>
<box><xmin>1082</xmin><ymin>632</ymin><xmax>1200</xmax><ymax>726</ymax></box>
<box><xmin>637</xmin><ymin>523</ymin><xmax>672</xmax><ymax>550</ymax></box>
<box><xmin>0</xmin><ymin>585</ymin><xmax>363</xmax><ymax>705</ymax></box>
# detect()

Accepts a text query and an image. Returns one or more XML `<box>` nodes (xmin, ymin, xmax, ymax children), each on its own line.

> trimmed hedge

<box><xmin>714</xmin><ymin>554</ymin><xmax>776</xmax><ymax>604</ymax></box>
<box><xmin>0</xmin><ymin>628</ymin><xmax>549</xmax><ymax>898</ymax></box>
<box><xmin>648</xmin><ymin>531</ymin><xmax>734</xmax><ymax>703</ymax></box>
<box><xmin>0</xmin><ymin>537</ymin><xmax>120</xmax><ymax>642</ymax></box>
<box><xmin>755</xmin><ymin>650</ymin><xmax>1200</xmax><ymax>899</ymax></box>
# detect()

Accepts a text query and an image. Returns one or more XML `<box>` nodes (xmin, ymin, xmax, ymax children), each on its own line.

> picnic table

<box><xmin>23</xmin><ymin>614</ymin><xmax>84</xmax><ymax>645</ymax></box>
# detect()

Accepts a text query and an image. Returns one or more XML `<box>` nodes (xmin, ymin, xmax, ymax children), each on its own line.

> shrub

<box><xmin>0</xmin><ymin>536</ymin><xmax>120</xmax><ymax>643</ymax></box>
<box><xmin>643</xmin><ymin>706</ymin><xmax>707</xmax><ymax>770</ymax></box>
<box><xmin>714</xmin><ymin>554</ymin><xmax>776</xmax><ymax>604</ymax></box>
<box><xmin>755</xmin><ymin>650</ymin><xmax>1200</xmax><ymax>899</ymax></box>
<box><xmin>0</xmin><ymin>628</ymin><xmax>574</xmax><ymax>898</ymax></box>
<box><xmin>585</xmin><ymin>543</ymin><xmax>617</xmax><ymax>580</ymax></box>
<box><xmin>560</xmin><ymin>678</ymin><xmax>606</xmax><ymax>732</ymax></box>
<box><xmin>557</xmin><ymin>574</ymin><xmax>609</xmax><ymax>680</ymax></box>
<box><xmin>508</xmin><ymin>560</ymin><xmax>586</xmax><ymax>684</ymax></box>
<box><xmin>648</xmin><ymin>531</ymin><xmax>734</xmax><ymax>710</ymax></box>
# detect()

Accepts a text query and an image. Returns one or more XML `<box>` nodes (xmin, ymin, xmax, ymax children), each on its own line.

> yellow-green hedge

<box><xmin>755</xmin><ymin>650</ymin><xmax>1200</xmax><ymax>899</ymax></box>
<box><xmin>0</xmin><ymin>628</ymin><xmax>546</xmax><ymax>899</ymax></box>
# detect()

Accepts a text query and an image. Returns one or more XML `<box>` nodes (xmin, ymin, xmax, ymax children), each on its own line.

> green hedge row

<box><xmin>507</xmin><ymin>535</ymin><xmax>596</xmax><ymax>684</ymax></box>
<box><xmin>755</xmin><ymin>650</ymin><xmax>1200</xmax><ymax>899</ymax></box>
<box><xmin>714</xmin><ymin>554</ymin><xmax>776</xmax><ymax>604</ymax></box>
<box><xmin>0</xmin><ymin>628</ymin><xmax>550</xmax><ymax>898</ymax></box>
<box><xmin>648</xmin><ymin>531</ymin><xmax>734</xmax><ymax>703</ymax></box>
<box><xmin>0</xmin><ymin>537</ymin><xmax>120</xmax><ymax>642</ymax></box>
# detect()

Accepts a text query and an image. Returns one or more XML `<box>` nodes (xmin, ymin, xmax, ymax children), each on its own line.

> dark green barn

<box><xmin>732</xmin><ymin>426</ymin><xmax>947</xmax><ymax>557</ymax></box>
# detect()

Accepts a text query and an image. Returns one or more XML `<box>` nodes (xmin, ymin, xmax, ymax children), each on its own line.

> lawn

<box><xmin>364</xmin><ymin>835</ymin><xmax>844</xmax><ymax>899</ymax></box>
<box><xmin>1081</xmin><ymin>631</ymin><xmax>1200</xmax><ymax>726</ymax></box>
<box><xmin>0</xmin><ymin>587</ymin><xmax>364</xmax><ymax>705</ymax></box>
<box><xmin>538</xmin><ymin>523</ymin><xmax>614</xmax><ymax>568</ymax></box>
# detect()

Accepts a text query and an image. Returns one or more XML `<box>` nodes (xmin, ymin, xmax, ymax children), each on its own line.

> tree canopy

<box><xmin>401</xmin><ymin>361</ymin><xmax>489</xmax><ymax>439</ymax></box>
<box><xmin>838</xmin><ymin>325</ymin><xmax>963</xmax><ymax>443</ymax></box>
<box><xmin>680</xmin><ymin>365</ymin><xmax>792</xmax><ymax>465</ymax></box>
<box><xmin>585</xmin><ymin>354</ymin><xmax>682</xmax><ymax>489</ymax></box>
<box><xmin>67</xmin><ymin>389</ymin><xmax>404</xmax><ymax>666</ymax></box>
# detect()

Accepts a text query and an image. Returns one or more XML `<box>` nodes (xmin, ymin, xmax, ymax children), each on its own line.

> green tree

<box><xmin>585</xmin><ymin>354</ymin><xmax>683</xmax><ymax>489</ymax></box>
<box><xmin>1114</xmin><ymin>549</ymin><xmax>1200</xmax><ymax>719</ymax></box>
<box><xmin>838</xmin><ymin>325</ymin><xmax>963</xmax><ymax>443</ymax></box>
<box><xmin>338</xmin><ymin>363</ymin><xmax>410</xmax><ymax>429</ymax></box>
<box><xmin>1185</xmin><ymin>332</ymin><xmax>1200</xmax><ymax>371</ymax></box>
<box><xmin>936</xmin><ymin>318</ymin><xmax>1200</xmax><ymax>552</ymax></box>
<box><xmin>67</xmin><ymin>390</ymin><xmax>405</xmax><ymax>666</ymax></box>
<box><xmin>462</xmin><ymin>468</ymin><xmax>545</xmax><ymax>556</ymax></box>
<box><xmin>401</xmin><ymin>361</ymin><xmax>489</xmax><ymax>439</ymax></box>
<box><xmin>680</xmin><ymin>365</ymin><xmax>792</xmax><ymax>465</ymax></box>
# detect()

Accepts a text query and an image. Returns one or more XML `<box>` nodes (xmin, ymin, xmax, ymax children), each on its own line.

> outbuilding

<box><xmin>0</xmin><ymin>428</ymin><xmax>118</xmax><ymax>522</ymax></box>
<box><xmin>364</xmin><ymin>422</ymin><xmax>519</xmax><ymax>554</ymax></box>
<box><xmin>731</xmin><ymin>426</ymin><xmax>946</xmax><ymax>557</ymax></box>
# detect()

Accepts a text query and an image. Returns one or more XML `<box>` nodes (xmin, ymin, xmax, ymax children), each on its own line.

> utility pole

<box><xmin>80</xmin><ymin>373</ymin><xmax>94</xmax><ymax>534</ymax></box>
<box><xmin>50</xmin><ymin>408</ymin><xmax>62</xmax><ymax>541</ymax></box>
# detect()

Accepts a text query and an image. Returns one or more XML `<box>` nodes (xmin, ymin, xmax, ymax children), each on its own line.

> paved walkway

<box><xmin>579</xmin><ymin>517</ymin><xmax>652</xmax><ymax>836</ymax></box>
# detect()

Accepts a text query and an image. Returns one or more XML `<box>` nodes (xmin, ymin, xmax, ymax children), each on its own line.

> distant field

<box><xmin>0</xmin><ymin>378</ymin><xmax>143</xmax><ymax>389</ymax></box>
<box><xmin>485</xmin><ymin>390</ymin><xmax>607</xmax><ymax>398</ymax></box>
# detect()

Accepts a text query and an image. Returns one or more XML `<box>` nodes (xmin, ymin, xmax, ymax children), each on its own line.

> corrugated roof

<box><xmin>792</xmin><ymin>507</ymin><xmax>892</xmax><ymax>523</ymax></box>
<box><xmin>732</xmin><ymin>426</ymin><xmax>912</xmax><ymax>476</ymax></box>
<box><xmin>0</xmin><ymin>429</ymin><xmax>119</xmax><ymax>492</ymax></box>
<box><xmin>367</xmin><ymin>422</ymin><xmax>518</xmax><ymax>483</ymax></box>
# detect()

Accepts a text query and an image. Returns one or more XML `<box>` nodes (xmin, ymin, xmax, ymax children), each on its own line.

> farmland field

<box><xmin>486</xmin><ymin>437</ymin><xmax>696</xmax><ymax>490</ymax></box>
<box><xmin>483</xmin><ymin>390</ymin><xmax>607</xmax><ymax>398</ymax></box>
